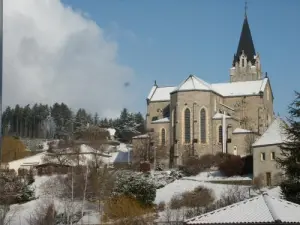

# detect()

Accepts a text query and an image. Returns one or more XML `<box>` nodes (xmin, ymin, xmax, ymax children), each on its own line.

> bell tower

<box><xmin>230</xmin><ymin>3</ymin><xmax>262</xmax><ymax>82</ymax></box>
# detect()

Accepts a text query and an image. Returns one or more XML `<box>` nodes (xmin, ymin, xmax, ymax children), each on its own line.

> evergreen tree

<box><xmin>277</xmin><ymin>91</ymin><xmax>300</xmax><ymax>204</ymax></box>
<box><xmin>93</xmin><ymin>113</ymin><xmax>99</xmax><ymax>125</ymax></box>
<box><xmin>134</xmin><ymin>112</ymin><xmax>146</xmax><ymax>134</ymax></box>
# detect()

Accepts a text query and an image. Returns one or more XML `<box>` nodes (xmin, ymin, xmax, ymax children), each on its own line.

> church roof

<box><xmin>185</xmin><ymin>192</ymin><xmax>300</xmax><ymax>224</ymax></box>
<box><xmin>211</xmin><ymin>78</ymin><xmax>268</xmax><ymax>97</ymax></box>
<box><xmin>147</xmin><ymin>76</ymin><xmax>268</xmax><ymax>102</ymax></box>
<box><xmin>147</xmin><ymin>86</ymin><xmax>176</xmax><ymax>102</ymax></box>
<box><xmin>252</xmin><ymin>117</ymin><xmax>288</xmax><ymax>147</ymax></box>
<box><xmin>233</xmin><ymin>15</ymin><xmax>256</xmax><ymax>66</ymax></box>
<box><xmin>174</xmin><ymin>75</ymin><xmax>211</xmax><ymax>92</ymax></box>
<box><xmin>233</xmin><ymin>128</ymin><xmax>253</xmax><ymax>134</ymax></box>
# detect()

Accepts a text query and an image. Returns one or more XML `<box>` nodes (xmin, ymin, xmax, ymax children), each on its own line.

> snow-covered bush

<box><xmin>218</xmin><ymin>154</ymin><xmax>245</xmax><ymax>177</ymax></box>
<box><xmin>113</xmin><ymin>171</ymin><xmax>156</xmax><ymax>205</ymax></box>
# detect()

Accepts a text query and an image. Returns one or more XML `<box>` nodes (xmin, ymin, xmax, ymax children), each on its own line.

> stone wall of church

<box><xmin>146</xmin><ymin>101</ymin><xmax>170</xmax><ymax>130</ymax></box>
<box><xmin>170</xmin><ymin>90</ymin><xmax>216</xmax><ymax>164</ymax></box>
<box><xmin>224</xmin><ymin>95</ymin><xmax>264</xmax><ymax>133</ymax></box>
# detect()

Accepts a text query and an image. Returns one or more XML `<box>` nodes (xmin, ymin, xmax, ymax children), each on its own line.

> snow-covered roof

<box><xmin>132</xmin><ymin>134</ymin><xmax>149</xmax><ymax>139</ymax></box>
<box><xmin>233</xmin><ymin>128</ymin><xmax>253</xmax><ymax>134</ymax></box>
<box><xmin>212</xmin><ymin>113</ymin><xmax>231</xmax><ymax>119</ymax></box>
<box><xmin>185</xmin><ymin>192</ymin><xmax>300</xmax><ymax>224</ymax></box>
<box><xmin>147</xmin><ymin>75</ymin><xmax>269</xmax><ymax>102</ymax></box>
<box><xmin>152</xmin><ymin>117</ymin><xmax>170</xmax><ymax>123</ymax></box>
<box><xmin>174</xmin><ymin>75</ymin><xmax>211</xmax><ymax>92</ymax></box>
<box><xmin>211</xmin><ymin>78</ymin><xmax>268</xmax><ymax>97</ymax></box>
<box><xmin>106</xmin><ymin>128</ymin><xmax>116</xmax><ymax>136</ymax></box>
<box><xmin>147</xmin><ymin>85</ymin><xmax>157</xmax><ymax>99</ymax></box>
<box><xmin>147</xmin><ymin>86</ymin><xmax>176</xmax><ymax>102</ymax></box>
<box><xmin>252</xmin><ymin>118</ymin><xmax>288</xmax><ymax>147</ymax></box>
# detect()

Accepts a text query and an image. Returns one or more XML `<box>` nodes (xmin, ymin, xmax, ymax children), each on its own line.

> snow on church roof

<box><xmin>147</xmin><ymin>86</ymin><xmax>176</xmax><ymax>102</ymax></box>
<box><xmin>152</xmin><ymin>117</ymin><xmax>170</xmax><ymax>123</ymax></box>
<box><xmin>233</xmin><ymin>128</ymin><xmax>253</xmax><ymax>134</ymax></box>
<box><xmin>252</xmin><ymin>118</ymin><xmax>288</xmax><ymax>147</ymax></box>
<box><xmin>147</xmin><ymin>75</ymin><xmax>268</xmax><ymax>102</ymax></box>
<box><xmin>185</xmin><ymin>193</ymin><xmax>300</xmax><ymax>224</ymax></box>
<box><xmin>174</xmin><ymin>75</ymin><xmax>211</xmax><ymax>92</ymax></box>
<box><xmin>211</xmin><ymin>78</ymin><xmax>268</xmax><ymax>97</ymax></box>
<box><xmin>212</xmin><ymin>113</ymin><xmax>231</xmax><ymax>119</ymax></box>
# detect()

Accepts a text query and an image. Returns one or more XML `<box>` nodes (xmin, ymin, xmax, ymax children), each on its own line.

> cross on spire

<box><xmin>244</xmin><ymin>0</ymin><xmax>248</xmax><ymax>18</ymax></box>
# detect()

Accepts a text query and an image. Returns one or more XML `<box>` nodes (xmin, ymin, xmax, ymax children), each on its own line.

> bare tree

<box><xmin>27</xmin><ymin>200</ymin><xmax>56</xmax><ymax>225</ymax></box>
<box><xmin>244</xmin><ymin>132</ymin><xmax>256</xmax><ymax>155</ymax></box>
<box><xmin>132</xmin><ymin>131</ymin><xmax>169</xmax><ymax>170</ymax></box>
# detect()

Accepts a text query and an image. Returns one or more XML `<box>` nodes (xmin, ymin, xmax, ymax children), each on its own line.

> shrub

<box><xmin>170</xmin><ymin>186</ymin><xmax>215</xmax><ymax>210</ymax></box>
<box><xmin>198</xmin><ymin>154</ymin><xmax>217</xmax><ymax>169</ymax></box>
<box><xmin>157</xmin><ymin>201</ymin><xmax>166</xmax><ymax>212</ymax></box>
<box><xmin>113</xmin><ymin>172</ymin><xmax>156</xmax><ymax>206</ymax></box>
<box><xmin>103</xmin><ymin>195</ymin><xmax>154</xmax><ymax>222</ymax></box>
<box><xmin>180</xmin><ymin>156</ymin><xmax>204</xmax><ymax>176</ymax></box>
<box><xmin>181</xmin><ymin>186</ymin><xmax>215</xmax><ymax>208</ymax></box>
<box><xmin>169</xmin><ymin>194</ymin><xmax>183</xmax><ymax>209</ymax></box>
<box><xmin>218</xmin><ymin>154</ymin><xmax>244</xmax><ymax>177</ymax></box>
<box><xmin>253</xmin><ymin>173</ymin><xmax>264</xmax><ymax>189</ymax></box>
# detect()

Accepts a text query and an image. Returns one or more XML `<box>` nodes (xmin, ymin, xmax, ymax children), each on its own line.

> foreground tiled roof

<box><xmin>185</xmin><ymin>193</ymin><xmax>300</xmax><ymax>224</ymax></box>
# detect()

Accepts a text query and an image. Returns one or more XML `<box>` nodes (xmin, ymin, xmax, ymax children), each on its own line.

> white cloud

<box><xmin>3</xmin><ymin>0</ymin><xmax>135</xmax><ymax>118</ymax></box>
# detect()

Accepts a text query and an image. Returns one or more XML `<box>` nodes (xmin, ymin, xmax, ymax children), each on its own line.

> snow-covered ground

<box><xmin>154</xmin><ymin>171</ymin><xmax>282</xmax><ymax>223</ymax></box>
<box><xmin>8</xmin><ymin>143</ymin><xmax>132</xmax><ymax>172</ymax></box>
<box><xmin>182</xmin><ymin>171</ymin><xmax>252</xmax><ymax>182</ymax></box>
<box><xmin>5</xmin><ymin>175</ymin><xmax>94</xmax><ymax>225</ymax></box>
<box><xmin>155</xmin><ymin>179</ymin><xmax>251</xmax><ymax>204</ymax></box>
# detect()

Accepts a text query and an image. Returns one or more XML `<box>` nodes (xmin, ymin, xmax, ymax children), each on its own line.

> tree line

<box><xmin>1</xmin><ymin>103</ymin><xmax>145</xmax><ymax>140</ymax></box>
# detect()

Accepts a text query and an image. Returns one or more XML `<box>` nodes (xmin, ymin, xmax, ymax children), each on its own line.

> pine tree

<box><xmin>277</xmin><ymin>91</ymin><xmax>300</xmax><ymax>204</ymax></box>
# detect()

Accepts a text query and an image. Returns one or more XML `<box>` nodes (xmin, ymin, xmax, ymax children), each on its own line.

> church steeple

<box><xmin>232</xmin><ymin>12</ymin><xmax>256</xmax><ymax>66</ymax></box>
<box><xmin>230</xmin><ymin>3</ymin><xmax>262</xmax><ymax>83</ymax></box>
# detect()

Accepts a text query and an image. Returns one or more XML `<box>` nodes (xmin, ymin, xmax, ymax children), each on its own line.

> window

<box><xmin>152</xmin><ymin>116</ymin><xmax>158</xmax><ymax>121</ymax></box>
<box><xmin>200</xmin><ymin>108</ymin><xmax>207</xmax><ymax>143</ymax></box>
<box><xmin>214</xmin><ymin>98</ymin><xmax>217</xmax><ymax>112</ymax></box>
<box><xmin>161</xmin><ymin>128</ymin><xmax>166</xmax><ymax>146</ymax></box>
<box><xmin>184</xmin><ymin>108</ymin><xmax>191</xmax><ymax>143</ymax></box>
<box><xmin>218</xmin><ymin>125</ymin><xmax>223</xmax><ymax>143</ymax></box>
<box><xmin>242</xmin><ymin>59</ymin><xmax>245</xmax><ymax>67</ymax></box>
<box><xmin>271</xmin><ymin>152</ymin><xmax>275</xmax><ymax>160</ymax></box>
<box><xmin>261</xmin><ymin>153</ymin><xmax>266</xmax><ymax>161</ymax></box>
<box><xmin>172</xmin><ymin>109</ymin><xmax>174</xmax><ymax>127</ymax></box>
<box><xmin>233</xmin><ymin>146</ymin><xmax>238</xmax><ymax>155</ymax></box>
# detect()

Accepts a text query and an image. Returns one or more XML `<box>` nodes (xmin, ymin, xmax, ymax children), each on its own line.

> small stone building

<box><xmin>252</xmin><ymin>118</ymin><xmax>287</xmax><ymax>186</ymax></box>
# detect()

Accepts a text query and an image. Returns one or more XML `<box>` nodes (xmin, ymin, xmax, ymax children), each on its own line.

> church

<box><xmin>144</xmin><ymin>12</ymin><xmax>275</xmax><ymax>167</ymax></box>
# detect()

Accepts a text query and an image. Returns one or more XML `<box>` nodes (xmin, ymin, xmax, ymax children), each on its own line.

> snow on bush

<box><xmin>113</xmin><ymin>171</ymin><xmax>156</xmax><ymax>205</ymax></box>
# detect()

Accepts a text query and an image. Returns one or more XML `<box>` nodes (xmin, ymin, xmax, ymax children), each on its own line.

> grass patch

<box><xmin>207</xmin><ymin>179</ymin><xmax>252</xmax><ymax>185</ymax></box>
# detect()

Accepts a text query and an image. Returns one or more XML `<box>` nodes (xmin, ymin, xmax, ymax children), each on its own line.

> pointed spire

<box><xmin>244</xmin><ymin>0</ymin><xmax>248</xmax><ymax>18</ymax></box>
<box><xmin>232</xmin><ymin>7</ymin><xmax>256</xmax><ymax>66</ymax></box>
<box><xmin>154</xmin><ymin>80</ymin><xmax>157</xmax><ymax>86</ymax></box>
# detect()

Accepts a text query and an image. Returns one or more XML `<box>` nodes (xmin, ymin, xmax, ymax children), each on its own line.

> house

<box><xmin>252</xmin><ymin>118</ymin><xmax>288</xmax><ymax>186</ymax></box>
<box><xmin>185</xmin><ymin>192</ymin><xmax>300</xmax><ymax>225</ymax></box>
<box><xmin>143</xmin><ymin>9</ymin><xmax>275</xmax><ymax>167</ymax></box>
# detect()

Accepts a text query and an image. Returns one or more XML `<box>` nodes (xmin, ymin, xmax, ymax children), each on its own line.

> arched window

<box><xmin>200</xmin><ymin>108</ymin><xmax>206</xmax><ymax>143</ymax></box>
<box><xmin>184</xmin><ymin>108</ymin><xmax>191</xmax><ymax>143</ymax></box>
<box><xmin>218</xmin><ymin>125</ymin><xmax>223</xmax><ymax>143</ymax></box>
<box><xmin>161</xmin><ymin>128</ymin><xmax>166</xmax><ymax>146</ymax></box>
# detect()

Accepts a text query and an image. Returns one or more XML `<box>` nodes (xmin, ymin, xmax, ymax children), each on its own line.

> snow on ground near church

<box><xmin>7</xmin><ymin>143</ymin><xmax>132</xmax><ymax>172</ymax></box>
<box><xmin>155</xmin><ymin>179</ymin><xmax>251</xmax><ymax>204</ymax></box>
<box><xmin>183</xmin><ymin>171</ymin><xmax>252</xmax><ymax>182</ymax></box>
<box><xmin>5</xmin><ymin>175</ymin><xmax>90</xmax><ymax>225</ymax></box>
